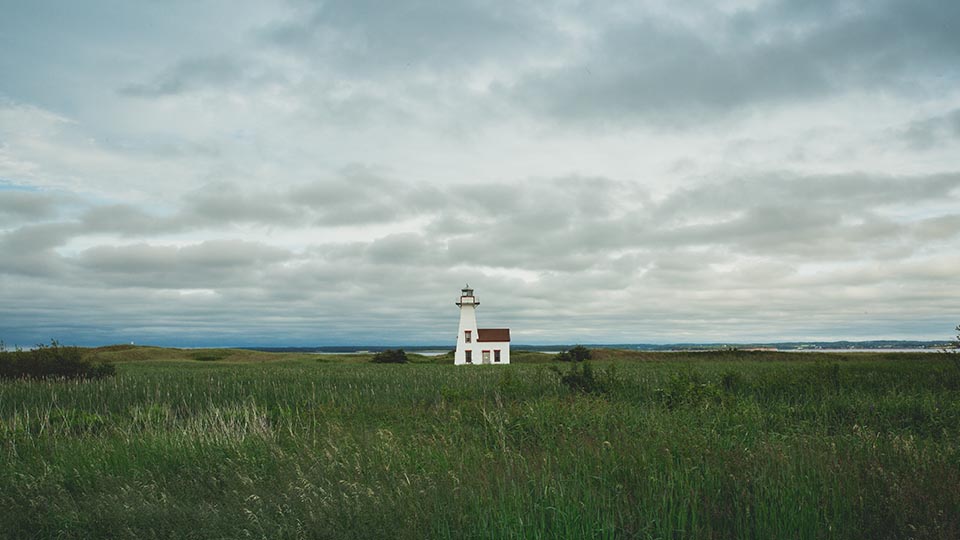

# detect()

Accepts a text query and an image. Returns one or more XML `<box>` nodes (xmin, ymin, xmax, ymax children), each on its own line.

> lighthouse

<box><xmin>455</xmin><ymin>285</ymin><xmax>510</xmax><ymax>365</ymax></box>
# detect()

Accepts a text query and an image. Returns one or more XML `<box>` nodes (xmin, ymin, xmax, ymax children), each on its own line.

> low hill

<box><xmin>81</xmin><ymin>345</ymin><xmax>290</xmax><ymax>364</ymax></box>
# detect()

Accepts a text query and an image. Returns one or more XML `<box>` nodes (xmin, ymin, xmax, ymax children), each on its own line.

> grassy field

<box><xmin>1</xmin><ymin>347</ymin><xmax>958</xmax><ymax>539</ymax></box>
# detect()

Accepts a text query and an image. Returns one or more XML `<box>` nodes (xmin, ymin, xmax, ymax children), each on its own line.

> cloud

<box><xmin>900</xmin><ymin>108</ymin><xmax>960</xmax><ymax>149</ymax></box>
<box><xmin>5</xmin><ymin>170</ymin><xmax>956</xmax><ymax>287</ymax></box>
<box><xmin>508</xmin><ymin>0</ymin><xmax>960</xmax><ymax>125</ymax></box>
<box><xmin>0</xmin><ymin>222</ymin><xmax>75</xmax><ymax>277</ymax></box>
<box><xmin>0</xmin><ymin>190</ymin><xmax>74</xmax><ymax>224</ymax></box>
<box><xmin>2</xmin><ymin>1</ymin><xmax>959</xmax><ymax>346</ymax></box>
<box><xmin>74</xmin><ymin>240</ymin><xmax>293</xmax><ymax>288</ymax></box>
<box><xmin>643</xmin><ymin>172</ymin><xmax>960</xmax><ymax>258</ymax></box>
<box><xmin>119</xmin><ymin>56</ymin><xmax>250</xmax><ymax>97</ymax></box>
<box><xmin>181</xmin><ymin>183</ymin><xmax>303</xmax><ymax>227</ymax></box>
<box><xmin>262</xmin><ymin>1</ymin><xmax>555</xmax><ymax>75</ymax></box>
<box><xmin>80</xmin><ymin>204</ymin><xmax>174</xmax><ymax>236</ymax></box>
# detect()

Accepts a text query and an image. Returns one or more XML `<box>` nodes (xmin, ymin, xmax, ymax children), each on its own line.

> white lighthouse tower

<box><xmin>455</xmin><ymin>285</ymin><xmax>510</xmax><ymax>365</ymax></box>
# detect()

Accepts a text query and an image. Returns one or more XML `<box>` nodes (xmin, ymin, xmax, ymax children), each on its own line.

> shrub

<box><xmin>371</xmin><ymin>349</ymin><xmax>408</xmax><ymax>364</ymax></box>
<box><xmin>0</xmin><ymin>340</ymin><xmax>116</xmax><ymax>380</ymax></box>
<box><xmin>191</xmin><ymin>350</ymin><xmax>231</xmax><ymax>362</ymax></box>
<box><xmin>555</xmin><ymin>345</ymin><xmax>592</xmax><ymax>362</ymax></box>
<box><xmin>551</xmin><ymin>362</ymin><xmax>616</xmax><ymax>395</ymax></box>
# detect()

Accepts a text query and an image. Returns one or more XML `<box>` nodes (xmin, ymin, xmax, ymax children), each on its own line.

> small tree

<box><xmin>371</xmin><ymin>349</ymin><xmax>408</xmax><ymax>364</ymax></box>
<box><xmin>944</xmin><ymin>324</ymin><xmax>960</xmax><ymax>376</ymax></box>
<box><xmin>556</xmin><ymin>345</ymin><xmax>592</xmax><ymax>362</ymax></box>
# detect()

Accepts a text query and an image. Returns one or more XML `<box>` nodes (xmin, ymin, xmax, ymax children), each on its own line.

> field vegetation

<box><xmin>1</xmin><ymin>346</ymin><xmax>958</xmax><ymax>539</ymax></box>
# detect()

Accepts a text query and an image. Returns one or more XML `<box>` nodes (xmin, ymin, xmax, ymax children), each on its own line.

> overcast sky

<box><xmin>1</xmin><ymin>0</ymin><xmax>959</xmax><ymax>347</ymax></box>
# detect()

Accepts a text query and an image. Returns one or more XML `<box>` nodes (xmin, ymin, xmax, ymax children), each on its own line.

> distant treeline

<box><xmin>245</xmin><ymin>340</ymin><xmax>952</xmax><ymax>353</ymax></box>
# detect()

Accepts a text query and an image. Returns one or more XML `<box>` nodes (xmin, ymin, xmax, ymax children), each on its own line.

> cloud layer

<box><xmin>1</xmin><ymin>0</ymin><xmax>959</xmax><ymax>346</ymax></box>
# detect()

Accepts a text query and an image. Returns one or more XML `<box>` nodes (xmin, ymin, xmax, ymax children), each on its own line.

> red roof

<box><xmin>477</xmin><ymin>328</ymin><xmax>510</xmax><ymax>342</ymax></box>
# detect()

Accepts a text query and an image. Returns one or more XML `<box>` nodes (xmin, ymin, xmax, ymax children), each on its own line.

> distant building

<box><xmin>454</xmin><ymin>285</ymin><xmax>510</xmax><ymax>365</ymax></box>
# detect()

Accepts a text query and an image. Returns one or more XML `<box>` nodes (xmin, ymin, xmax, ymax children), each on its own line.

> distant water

<box><xmin>652</xmin><ymin>348</ymin><xmax>942</xmax><ymax>353</ymax></box>
<box><xmin>788</xmin><ymin>348</ymin><xmax>942</xmax><ymax>353</ymax></box>
<box><xmin>311</xmin><ymin>349</ymin><xmax>450</xmax><ymax>356</ymax></box>
<box><xmin>254</xmin><ymin>345</ymin><xmax>950</xmax><ymax>355</ymax></box>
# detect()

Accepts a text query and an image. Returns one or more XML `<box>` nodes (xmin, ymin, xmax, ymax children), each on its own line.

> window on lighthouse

<box><xmin>465</xmin><ymin>351</ymin><xmax>472</xmax><ymax>363</ymax></box>
<box><xmin>464</xmin><ymin>330</ymin><xmax>472</xmax><ymax>343</ymax></box>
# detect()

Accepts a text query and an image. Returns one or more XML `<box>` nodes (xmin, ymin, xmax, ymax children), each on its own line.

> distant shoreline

<box><xmin>245</xmin><ymin>341</ymin><xmax>954</xmax><ymax>354</ymax></box>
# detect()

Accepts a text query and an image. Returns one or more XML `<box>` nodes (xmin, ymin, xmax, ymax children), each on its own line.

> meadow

<box><xmin>1</xmin><ymin>347</ymin><xmax>958</xmax><ymax>539</ymax></box>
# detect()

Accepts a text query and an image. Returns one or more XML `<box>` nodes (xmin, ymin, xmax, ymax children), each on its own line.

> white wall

<box><xmin>455</xmin><ymin>341</ymin><xmax>511</xmax><ymax>365</ymax></box>
<box><xmin>454</xmin><ymin>296</ymin><xmax>511</xmax><ymax>365</ymax></box>
<box><xmin>454</xmin><ymin>302</ymin><xmax>478</xmax><ymax>365</ymax></box>
<box><xmin>475</xmin><ymin>341</ymin><xmax>511</xmax><ymax>365</ymax></box>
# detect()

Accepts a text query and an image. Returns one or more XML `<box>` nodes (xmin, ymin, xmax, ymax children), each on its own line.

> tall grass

<box><xmin>0</xmin><ymin>351</ymin><xmax>958</xmax><ymax>539</ymax></box>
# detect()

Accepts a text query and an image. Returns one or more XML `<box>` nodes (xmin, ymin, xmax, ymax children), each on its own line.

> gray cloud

<box><xmin>901</xmin><ymin>109</ymin><xmax>960</xmax><ymax>149</ymax></box>
<box><xmin>74</xmin><ymin>240</ymin><xmax>292</xmax><ymax>288</ymax></box>
<box><xmin>510</xmin><ymin>0</ymin><xmax>960</xmax><ymax>125</ymax></box>
<box><xmin>262</xmin><ymin>1</ymin><xmax>553</xmax><ymax>75</ymax></box>
<box><xmin>181</xmin><ymin>183</ymin><xmax>303</xmax><ymax>227</ymax></box>
<box><xmin>0</xmin><ymin>222</ymin><xmax>75</xmax><ymax>277</ymax></box>
<box><xmin>0</xmin><ymin>190</ymin><xmax>73</xmax><ymax>224</ymax></box>
<box><xmin>11</xmin><ymin>170</ymin><xmax>953</xmax><ymax>281</ymax></box>
<box><xmin>1</xmin><ymin>222</ymin><xmax>74</xmax><ymax>252</ymax></box>
<box><xmin>2</xmin><ymin>0</ymin><xmax>959</xmax><ymax>346</ymax></box>
<box><xmin>119</xmin><ymin>56</ymin><xmax>250</xmax><ymax>97</ymax></box>
<box><xmin>56</xmin><ymin>169</ymin><xmax>445</xmax><ymax>239</ymax></box>
<box><xmin>81</xmin><ymin>204</ymin><xmax>173</xmax><ymax>236</ymax></box>
<box><xmin>292</xmin><ymin>170</ymin><xmax>414</xmax><ymax>226</ymax></box>
<box><xmin>643</xmin><ymin>173</ymin><xmax>960</xmax><ymax>258</ymax></box>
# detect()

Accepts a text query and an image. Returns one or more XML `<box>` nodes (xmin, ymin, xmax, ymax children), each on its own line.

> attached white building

<box><xmin>454</xmin><ymin>285</ymin><xmax>510</xmax><ymax>365</ymax></box>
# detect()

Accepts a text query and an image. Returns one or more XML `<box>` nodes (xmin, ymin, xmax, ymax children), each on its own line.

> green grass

<box><xmin>1</xmin><ymin>347</ymin><xmax>958</xmax><ymax>539</ymax></box>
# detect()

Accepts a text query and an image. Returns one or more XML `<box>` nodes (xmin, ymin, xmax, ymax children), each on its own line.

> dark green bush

<box><xmin>555</xmin><ymin>345</ymin><xmax>592</xmax><ymax>362</ymax></box>
<box><xmin>190</xmin><ymin>350</ymin><xmax>231</xmax><ymax>362</ymax></box>
<box><xmin>371</xmin><ymin>349</ymin><xmax>408</xmax><ymax>364</ymax></box>
<box><xmin>0</xmin><ymin>340</ymin><xmax>115</xmax><ymax>380</ymax></box>
<box><xmin>552</xmin><ymin>362</ymin><xmax>613</xmax><ymax>394</ymax></box>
